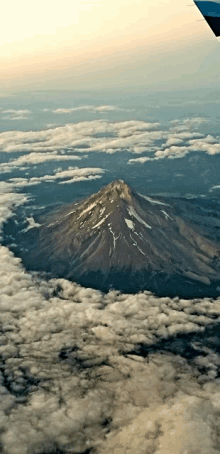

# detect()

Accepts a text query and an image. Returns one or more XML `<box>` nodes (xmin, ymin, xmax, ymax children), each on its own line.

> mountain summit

<box><xmin>19</xmin><ymin>180</ymin><xmax>220</xmax><ymax>297</ymax></box>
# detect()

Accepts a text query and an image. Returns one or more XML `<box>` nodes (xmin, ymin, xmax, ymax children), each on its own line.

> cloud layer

<box><xmin>129</xmin><ymin>133</ymin><xmax>220</xmax><ymax>163</ymax></box>
<box><xmin>1</xmin><ymin>241</ymin><xmax>220</xmax><ymax>454</ymax></box>
<box><xmin>1</xmin><ymin>117</ymin><xmax>218</xmax><ymax>170</ymax></box>
<box><xmin>0</xmin><ymin>120</ymin><xmax>161</xmax><ymax>154</ymax></box>
<box><xmin>0</xmin><ymin>152</ymin><xmax>85</xmax><ymax>174</ymax></box>
<box><xmin>0</xmin><ymin>166</ymin><xmax>105</xmax><ymax>190</ymax></box>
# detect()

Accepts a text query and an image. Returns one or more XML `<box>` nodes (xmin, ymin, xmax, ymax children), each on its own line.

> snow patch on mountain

<box><xmin>127</xmin><ymin>206</ymin><xmax>152</xmax><ymax>229</ymax></box>
<box><xmin>77</xmin><ymin>202</ymin><xmax>97</xmax><ymax>219</ymax></box>
<box><xmin>64</xmin><ymin>210</ymin><xmax>76</xmax><ymax>217</ymax></box>
<box><xmin>138</xmin><ymin>193</ymin><xmax>169</xmax><ymax>206</ymax></box>
<box><xmin>92</xmin><ymin>214</ymin><xmax>110</xmax><ymax>229</ymax></box>
<box><xmin>130</xmin><ymin>234</ymin><xmax>146</xmax><ymax>256</ymax></box>
<box><xmin>99</xmin><ymin>207</ymin><xmax>106</xmax><ymax>216</ymax></box>
<box><xmin>125</xmin><ymin>218</ymin><xmax>135</xmax><ymax>230</ymax></box>
<box><xmin>161</xmin><ymin>210</ymin><xmax>173</xmax><ymax>221</ymax></box>
<box><xmin>108</xmin><ymin>223</ymin><xmax>120</xmax><ymax>249</ymax></box>
<box><xmin>47</xmin><ymin>221</ymin><xmax>59</xmax><ymax>227</ymax></box>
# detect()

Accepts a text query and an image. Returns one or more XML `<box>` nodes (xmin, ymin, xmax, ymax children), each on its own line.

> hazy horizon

<box><xmin>1</xmin><ymin>0</ymin><xmax>220</xmax><ymax>92</ymax></box>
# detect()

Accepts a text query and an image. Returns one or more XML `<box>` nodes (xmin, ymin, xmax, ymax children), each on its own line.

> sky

<box><xmin>1</xmin><ymin>0</ymin><xmax>220</xmax><ymax>92</ymax></box>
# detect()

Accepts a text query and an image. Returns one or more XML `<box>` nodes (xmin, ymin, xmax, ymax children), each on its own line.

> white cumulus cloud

<box><xmin>0</xmin><ymin>152</ymin><xmax>85</xmax><ymax>174</ymax></box>
<box><xmin>52</xmin><ymin>105</ymin><xmax>127</xmax><ymax>114</ymax></box>
<box><xmin>0</xmin><ymin>120</ymin><xmax>160</xmax><ymax>154</ymax></box>
<box><xmin>0</xmin><ymin>109</ymin><xmax>31</xmax><ymax>120</ymax></box>
<box><xmin>0</xmin><ymin>166</ymin><xmax>105</xmax><ymax>189</ymax></box>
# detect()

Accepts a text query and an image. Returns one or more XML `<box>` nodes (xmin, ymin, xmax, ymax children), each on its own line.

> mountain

<box><xmin>18</xmin><ymin>180</ymin><xmax>220</xmax><ymax>297</ymax></box>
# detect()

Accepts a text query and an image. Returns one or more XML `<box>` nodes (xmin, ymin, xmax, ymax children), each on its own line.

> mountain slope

<box><xmin>19</xmin><ymin>180</ymin><xmax>220</xmax><ymax>297</ymax></box>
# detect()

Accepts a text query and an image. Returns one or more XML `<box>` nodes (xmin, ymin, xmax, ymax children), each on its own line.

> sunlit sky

<box><xmin>1</xmin><ymin>0</ymin><xmax>220</xmax><ymax>91</ymax></box>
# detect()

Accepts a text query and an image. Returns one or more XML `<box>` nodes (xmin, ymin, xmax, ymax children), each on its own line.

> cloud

<box><xmin>1</xmin><ymin>166</ymin><xmax>105</xmax><ymax>188</ymax></box>
<box><xmin>164</xmin><ymin>132</ymin><xmax>204</xmax><ymax>148</ymax></box>
<box><xmin>0</xmin><ymin>191</ymin><xmax>29</xmax><ymax>239</ymax></box>
<box><xmin>0</xmin><ymin>152</ymin><xmax>85</xmax><ymax>174</ymax></box>
<box><xmin>128</xmin><ymin>130</ymin><xmax>220</xmax><ymax>163</ymax></box>
<box><xmin>210</xmin><ymin>185</ymin><xmax>220</xmax><ymax>191</ymax></box>
<box><xmin>1</xmin><ymin>181</ymin><xmax>220</xmax><ymax>453</ymax></box>
<box><xmin>53</xmin><ymin>106</ymin><xmax>94</xmax><ymax>114</ymax></box>
<box><xmin>53</xmin><ymin>167</ymin><xmax>105</xmax><ymax>184</ymax></box>
<box><xmin>45</xmin><ymin>123</ymin><xmax>60</xmax><ymax>128</ymax></box>
<box><xmin>0</xmin><ymin>120</ymin><xmax>160</xmax><ymax>154</ymax></box>
<box><xmin>155</xmin><ymin>146</ymin><xmax>190</xmax><ymax>160</ymax></box>
<box><xmin>128</xmin><ymin>145</ymin><xmax>190</xmax><ymax>163</ymax></box>
<box><xmin>99</xmin><ymin>393</ymin><xmax>220</xmax><ymax>454</ymax></box>
<box><xmin>22</xmin><ymin>216</ymin><xmax>41</xmax><ymax>232</ymax></box>
<box><xmin>170</xmin><ymin>117</ymin><xmax>210</xmax><ymax>129</ymax></box>
<box><xmin>95</xmin><ymin>105</ymin><xmax>125</xmax><ymax>112</ymax></box>
<box><xmin>0</xmin><ymin>118</ymin><xmax>216</xmax><ymax>166</ymax></box>
<box><xmin>128</xmin><ymin>130</ymin><xmax>206</xmax><ymax>163</ymax></box>
<box><xmin>165</xmin><ymin>137</ymin><xmax>184</xmax><ymax>146</ymax></box>
<box><xmin>0</xmin><ymin>109</ymin><xmax>31</xmax><ymax>120</ymax></box>
<box><xmin>52</xmin><ymin>105</ymin><xmax>127</xmax><ymax>114</ymax></box>
<box><xmin>128</xmin><ymin>156</ymin><xmax>152</xmax><ymax>164</ymax></box>
<box><xmin>1</xmin><ymin>241</ymin><xmax>220</xmax><ymax>453</ymax></box>
<box><xmin>188</xmin><ymin>136</ymin><xmax>220</xmax><ymax>155</ymax></box>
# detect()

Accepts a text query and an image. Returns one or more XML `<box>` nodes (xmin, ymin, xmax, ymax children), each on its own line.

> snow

<box><xmin>92</xmin><ymin>218</ymin><xmax>106</xmax><ymax>229</ymax></box>
<box><xmin>80</xmin><ymin>234</ymin><xmax>101</xmax><ymax>258</ymax></box>
<box><xmin>92</xmin><ymin>213</ymin><xmax>110</xmax><ymax>229</ymax></box>
<box><xmin>22</xmin><ymin>217</ymin><xmax>41</xmax><ymax>232</ymax></box>
<box><xmin>64</xmin><ymin>210</ymin><xmax>76</xmax><ymax>217</ymax></box>
<box><xmin>47</xmin><ymin>221</ymin><xmax>59</xmax><ymax>227</ymax></box>
<box><xmin>125</xmin><ymin>219</ymin><xmax>135</xmax><ymax>230</ymax></box>
<box><xmin>161</xmin><ymin>210</ymin><xmax>173</xmax><ymax>221</ymax></box>
<box><xmin>138</xmin><ymin>193</ymin><xmax>169</xmax><ymax>206</ymax></box>
<box><xmin>127</xmin><ymin>206</ymin><xmax>152</xmax><ymax>229</ymax></box>
<box><xmin>99</xmin><ymin>207</ymin><xmax>106</xmax><ymax>216</ymax></box>
<box><xmin>108</xmin><ymin>223</ymin><xmax>120</xmax><ymax>249</ymax></box>
<box><xmin>77</xmin><ymin>202</ymin><xmax>97</xmax><ymax>219</ymax></box>
<box><xmin>130</xmin><ymin>234</ymin><xmax>146</xmax><ymax>256</ymax></box>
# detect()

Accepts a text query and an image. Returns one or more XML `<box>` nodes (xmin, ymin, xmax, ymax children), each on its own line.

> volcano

<box><xmin>18</xmin><ymin>180</ymin><xmax>220</xmax><ymax>297</ymax></box>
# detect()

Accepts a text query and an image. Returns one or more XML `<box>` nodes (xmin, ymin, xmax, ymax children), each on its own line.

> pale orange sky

<box><xmin>0</xmin><ymin>0</ymin><xmax>218</xmax><ymax>91</ymax></box>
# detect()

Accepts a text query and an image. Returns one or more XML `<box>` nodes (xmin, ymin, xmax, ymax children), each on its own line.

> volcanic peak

<box><xmin>17</xmin><ymin>180</ymin><xmax>220</xmax><ymax>297</ymax></box>
<box><xmin>97</xmin><ymin>179</ymin><xmax>132</xmax><ymax>203</ymax></box>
